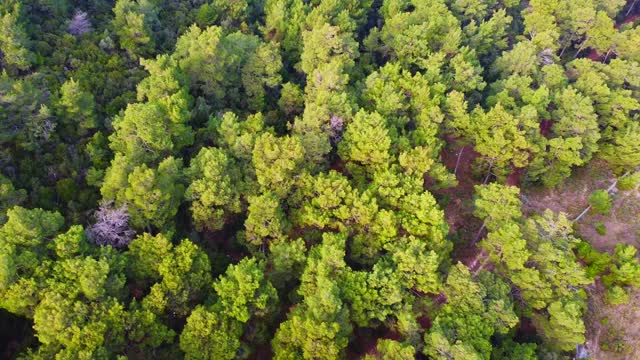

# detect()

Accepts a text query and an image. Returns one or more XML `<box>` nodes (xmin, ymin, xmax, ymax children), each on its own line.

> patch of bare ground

<box><xmin>434</xmin><ymin>137</ymin><xmax>481</xmax><ymax>237</ymax></box>
<box><xmin>523</xmin><ymin>159</ymin><xmax>640</xmax><ymax>359</ymax></box>
<box><xmin>433</xmin><ymin>136</ymin><xmax>485</xmax><ymax>268</ymax></box>
<box><xmin>521</xmin><ymin>159</ymin><xmax>611</xmax><ymax>219</ymax></box>
<box><xmin>585</xmin><ymin>284</ymin><xmax>640</xmax><ymax>360</ymax></box>
<box><xmin>578</xmin><ymin>189</ymin><xmax>640</xmax><ymax>253</ymax></box>
<box><xmin>521</xmin><ymin>159</ymin><xmax>640</xmax><ymax>252</ymax></box>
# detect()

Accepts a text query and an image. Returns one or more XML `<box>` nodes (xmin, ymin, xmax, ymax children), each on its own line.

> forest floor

<box><xmin>434</xmin><ymin>136</ymin><xmax>485</xmax><ymax>270</ymax></box>
<box><xmin>584</xmin><ymin>283</ymin><xmax>640</xmax><ymax>360</ymax></box>
<box><xmin>521</xmin><ymin>159</ymin><xmax>640</xmax><ymax>252</ymax></box>
<box><xmin>522</xmin><ymin>159</ymin><xmax>640</xmax><ymax>359</ymax></box>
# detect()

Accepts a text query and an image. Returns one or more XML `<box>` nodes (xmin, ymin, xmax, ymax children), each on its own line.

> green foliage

<box><xmin>253</xmin><ymin>132</ymin><xmax>305</xmax><ymax>198</ymax></box>
<box><xmin>617</xmin><ymin>172</ymin><xmax>640</xmax><ymax>191</ymax></box>
<box><xmin>0</xmin><ymin>176</ymin><xmax>26</xmax><ymax>225</ymax></box>
<box><xmin>538</xmin><ymin>300</ymin><xmax>586</xmax><ymax>351</ymax></box>
<box><xmin>575</xmin><ymin>240</ymin><xmax>611</xmax><ymax>279</ymax></box>
<box><xmin>215</xmin><ymin>111</ymin><xmax>266</xmax><ymax>161</ymax></box>
<box><xmin>143</xmin><ymin>239</ymin><xmax>212</xmax><ymax>317</ymax></box>
<box><xmin>424</xmin><ymin>264</ymin><xmax>518</xmax><ymax>359</ymax></box>
<box><xmin>267</xmin><ymin>238</ymin><xmax>307</xmax><ymax>287</ymax></box>
<box><xmin>179</xmin><ymin>305</ymin><xmax>243</xmax><ymax>360</ymax></box>
<box><xmin>57</xmin><ymin>78</ymin><xmax>97</xmax><ymax>137</ymax></box>
<box><xmin>601</xmin><ymin>122</ymin><xmax>640</xmax><ymax>172</ymax></box>
<box><xmin>181</xmin><ymin>256</ymin><xmax>278</xmax><ymax>359</ymax></box>
<box><xmin>338</xmin><ymin>110</ymin><xmax>392</xmax><ymax>173</ymax></box>
<box><xmin>173</xmin><ymin>24</ymin><xmax>273</xmax><ymax>110</ymax></box>
<box><xmin>244</xmin><ymin>192</ymin><xmax>289</xmax><ymax>247</ymax></box>
<box><xmin>126</xmin><ymin>233</ymin><xmax>173</xmax><ymax>282</ymax></box>
<box><xmin>242</xmin><ymin>42</ymin><xmax>283</xmax><ymax>111</ymax></box>
<box><xmin>605</xmin><ymin>286</ymin><xmax>630</xmax><ymax>306</ymax></box>
<box><xmin>300</xmin><ymin>22</ymin><xmax>358</xmax><ymax>76</ymax></box>
<box><xmin>481</xmin><ymin>222</ymin><xmax>530</xmax><ymax>272</ymax></box>
<box><xmin>603</xmin><ymin>244</ymin><xmax>640</xmax><ymax>289</ymax></box>
<box><xmin>33</xmin><ymin>294</ymin><xmax>127</xmax><ymax>358</ymax></box>
<box><xmin>109</xmin><ymin>100</ymin><xmax>192</xmax><ymax>164</ymax></box>
<box><xmin>363</xmin><ymin>339</ymin><xmax>415</xmax><ymax>360</ymax></box>
<box><xmin>0</xmin><ymin>206</ymin><xmax>64</xmax><ymax>247</ymax></box>
<box><xmin>385</xmin><ymin>236</ymin><xmax>441</xmax><ymax>294</ymax></box>
<box><xmin>51</xmin><ymin>225</ymin><xmax>90</xmax><ymax>259</ymax></box>
<box><xmin>213</xmin><ymin>257</ymin><xmax>278</xmax><ymax>323</ymax></box>
<box><xmin>472</xmin><ymin>103</ymin><xmax>531</xmax><ymax>178</ymax></box>
<box><xmin>0</xmin><ymin>8</ymin><xmax>33</xmax><ymax>71</ymax></box>
<box><xmin>185</xmin><ymin>147</ymin><xmax>242</xmax><ymax>231</ymax></box>
<box><xmin>589</xmin><ymin>189</ymin><xmax>612</xmax><ymax>215</ymax></box>
<box><xmin>273</xmin><ymin>232</ymin><xmax>352</xmax><ymax>359</ymax></box>
<box><xmin>112</xmin><ymin>0</ymin><xmax>156</xmax><ymax>56</ymax></box>
<box><xmin>491</xmin><ymin>339</ymin><xmax>537</xmax><ymax>360</ymax></box>
<box><xmin>124</xmin><ymin>157</ymin><xmax>184</xmax><ymax>231</ymax></box>
<box><xmin>375</xmin><ymin>0</ymin><xmax>462</xmax><ymax>69</ymax></box>
<box><xmin>474</xmin><ymin>183</ymin><xmax>522</xmax><ymax>231</ymax></box>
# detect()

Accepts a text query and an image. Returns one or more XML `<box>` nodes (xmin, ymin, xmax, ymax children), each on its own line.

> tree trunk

<box><xmin>573</xmin><ymin>205</ymin><xmax>593</xmax><ymax>223</ymax></box>
<box><xmin>474</xmin><ymin>254</ymin><xmax>491</xmax><ymax>275</ymax></box>
<box><xmin>574</xmin><ymin>41</ymin><xmax>588</xmax><ymax>58</ymax></box>
<box><xmin>603</xmin><ymin>49</ymin><xmax>612</xmax><ymax>63</ymax></box>
<box><xmin>471</xmin><ymin>222</ymin><xmax>486</xmax><ymax>246</ymax></box>
<box><xmin>454</xmin><ymin>146</ymin><xmax>465</xmax><ymax>175</ymax></box>
<box><xmin>573</xmin><ymin>171</ymin><xmax>630</xmax><ymax>222</ymax></box>
<box><xmin>483</xmin><ymin>160</ymin><xmax>494</xmax><ymax>184</ymax></box>
<box><xmin>627</xmin><ymin>0</ymin><xmax>638</xmax><ymax>17</ymax></box>
<box><xmin>559</xmin><ymin>38</ymin><xmax>572</xmax><ymax>57</ymax></box>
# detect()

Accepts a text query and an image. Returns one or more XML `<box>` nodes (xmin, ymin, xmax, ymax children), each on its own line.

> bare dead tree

<box><xmin>538</xmin><ymin>48</ymin><xmax>555</xmax><ymax>66</ymax></box>
<box><xmin>87</xmin><ymin>201</ymin><xmax>135</xmax><ymax>248</ymax></box>
<box><xmin>328</xmin><ymin>114</ymin><xmax>344</xmax><ymax>145</ymax></box>
<box><xmin>68</xmin><ymin>11</ymin><xmax>92</xmax><ymax>36</ymax></box>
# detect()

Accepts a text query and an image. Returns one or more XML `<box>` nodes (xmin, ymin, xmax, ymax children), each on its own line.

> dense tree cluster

<box><xmin>1</xmin><ymin>0</ymin><xmax>639</xmax><ymax>358</ymax></box>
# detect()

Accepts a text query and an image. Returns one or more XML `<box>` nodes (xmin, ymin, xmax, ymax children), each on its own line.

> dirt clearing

<box><xmin>523</xmin><ymin>159</ymin><xmax>640</xmax><ymax>359</ymax></box>
<box><xmin>585</xmin><ymin>284</ymin><xmax>640</xmax><ymax>360</ymax></box>
<box><xmin>521</xmin><ymin>159</ymin><xmax>640</xmax><ymax>253</ymax></box>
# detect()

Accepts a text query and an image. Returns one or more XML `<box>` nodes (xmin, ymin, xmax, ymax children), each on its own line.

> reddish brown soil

<box><xmin>329</xmin><ymin>158</ymin><xmax>347</xmax><ymax>174</ymax></box>
<box><xmin>435</xmin><ymin>136</ymin><xmax>482</xmax><ymax>238</ymax></box>
<box><xmin>514</xmin><ymin>317</ymin><xmax>538</xmax><ymax>343</ymax></box>
<box><xmin>539</xmin><ymin>119</ymin><xmax>553</xmax><ymax>138</ymax></box>
<box><xmin>203</xmin><ymin>222</ymin><xmax>247</xmax><ymax>263</ymax></box>
<box><xmin>247</xmin><ymin>343</ymin><xmax>273</xmax><ymax>360</ymax></box>
<box><xmin>431</xmin><ymin>293</ymin><xmax>447</xmax><ymax>306</ymax></box>
<box><xmin>506</xmin><ymin>166</ymin><xmax>525</xmax><ymax>187</ymax></box>
<box><xmin>586</xmin><ymin>49</ymin><xmax>603</xmax><ymax>62</ymax></box>
<box><xmin>417</xmin><ymin>315</ymin><xmax>432</xmax><ymax>330</ymax></box>
<box><xmin>129</xmin><ymin>284</ymin><xmax>145</xmax><ymax>300</ymax></box>
<box><xmin>346</xmin><ymin>326</ymin><xmax>401</xmax><ymax>359</ymax></box>
<box><xmin>434</xmin><ymin>136</ymin><xmax>488</xmax><ymax>271</ymax></box>
<box><xmin>617</xmin><ymin>13</ymin><xmax>640</xmax><ymax>28</ymax></box>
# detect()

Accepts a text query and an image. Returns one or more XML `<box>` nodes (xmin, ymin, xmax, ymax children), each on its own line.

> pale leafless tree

<box><xmin>68</xmin><ymin>11</ymin><xmax>92</xmax><ymax>36</ymax></box>
<box><xmin>329</xmin><ymin>115</ymin><xmax>344</xmax><ymax>145</ymax></box>
<box><xmin>87</xmin><ymin>201</ymin><xmax>135</xmax><ymax>248</ymax></box>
